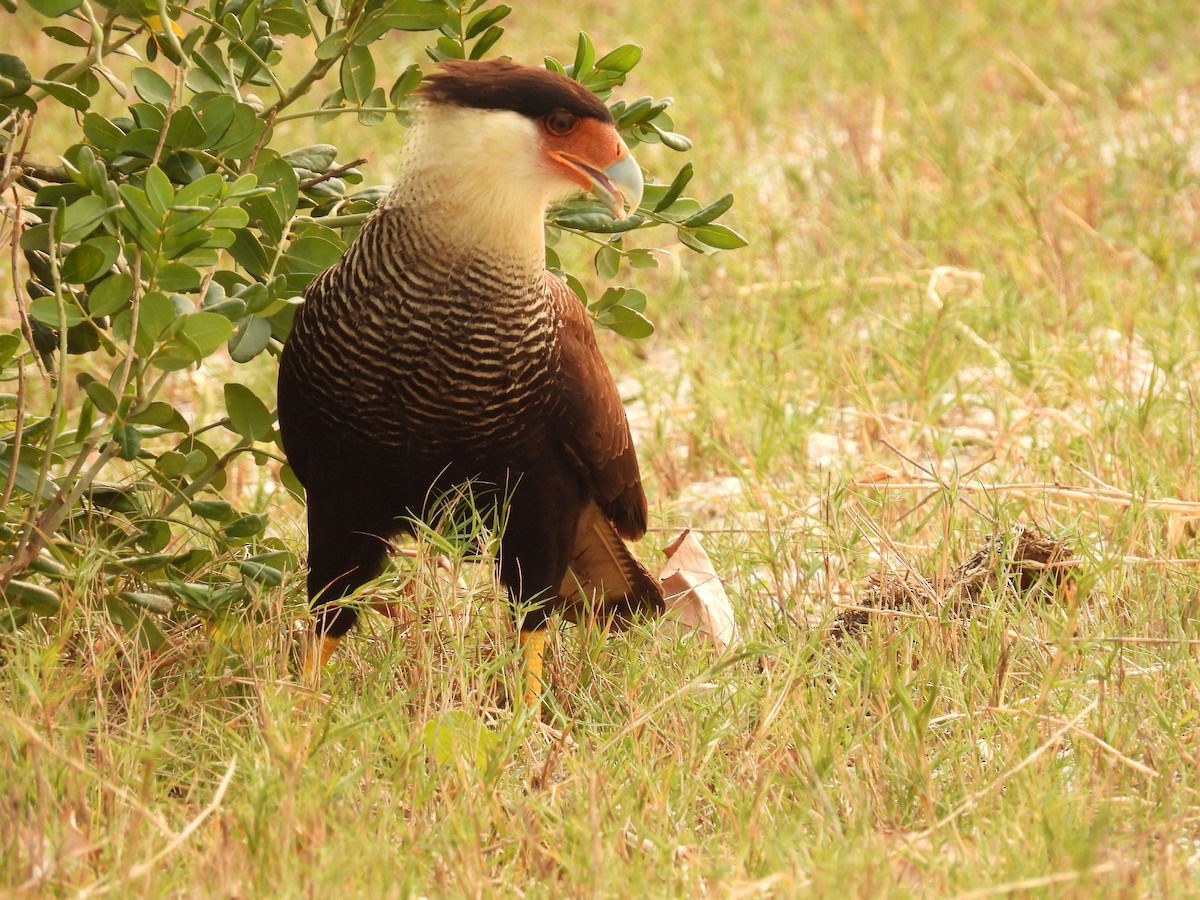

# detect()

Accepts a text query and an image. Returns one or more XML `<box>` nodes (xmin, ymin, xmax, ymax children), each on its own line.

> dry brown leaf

<box><xmin>658</xmin><ymin>530</ymin><xmax>740</xmax><ymax>649</ymax></box>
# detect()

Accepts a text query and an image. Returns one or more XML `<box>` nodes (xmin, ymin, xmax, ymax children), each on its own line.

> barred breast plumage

<box><xmin>284</xmin><ymin>208</ymin><xmax>558</xmax><ymax>457</ymax></box>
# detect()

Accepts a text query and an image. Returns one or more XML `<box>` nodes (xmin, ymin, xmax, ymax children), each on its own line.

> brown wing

<box><xmin>546</xmin><ymin>273</ymin><xmax>648</xmax><ymax>540</ymax></box>
<box><xmin>556</xmin><ymin>501</ymin><xmax>663</xmax><ymax>624</ymax></box>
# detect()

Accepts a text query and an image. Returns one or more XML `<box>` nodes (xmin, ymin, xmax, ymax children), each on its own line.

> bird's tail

<box><xmin>556</xmin><ymin>501</ymin><xmax>664</xmax><ymax>627</ymax></box>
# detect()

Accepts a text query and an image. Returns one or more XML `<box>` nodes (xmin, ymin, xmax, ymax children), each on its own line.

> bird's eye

<box><xmin>546</xmin><ymin>110</ymin><xmax>576</xmax><ymax>135</ymax></box>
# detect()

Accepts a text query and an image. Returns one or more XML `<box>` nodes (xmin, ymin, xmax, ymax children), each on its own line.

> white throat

<box><xmin>383</xmin><ymin>105</ymin><xmax>578</xmax><ymax>265</ymax></box>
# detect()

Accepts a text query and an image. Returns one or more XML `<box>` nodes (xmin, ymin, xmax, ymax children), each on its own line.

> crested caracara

<box><xmin>277</xmin><ymin>59</ymin><xmax>663</xmax><ymax>706</ymax></box>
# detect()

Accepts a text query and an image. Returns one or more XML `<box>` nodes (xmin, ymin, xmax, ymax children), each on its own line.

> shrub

<box><xmin>0</xmin><ymin>0</ymin><xmax>744</xmax><ymax>644</ymax></box>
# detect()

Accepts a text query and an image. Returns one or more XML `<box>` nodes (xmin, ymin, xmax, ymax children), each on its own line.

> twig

<box><xmin>298</xmin><ymin>157</ymin><xmax>368</xmax><ymax>190</ymax></box>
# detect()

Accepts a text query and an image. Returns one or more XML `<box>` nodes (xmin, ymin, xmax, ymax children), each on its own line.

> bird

<box><xmin>277</xmin><ymin>59</ymin><xmax>664</xmax><ymax>707</ymax></box>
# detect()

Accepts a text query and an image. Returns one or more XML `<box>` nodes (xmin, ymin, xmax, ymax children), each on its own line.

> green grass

<box><xmin>6</xmin><ymin>0</ymin><xmax>1200</xmax><ymax>895</ymax></box>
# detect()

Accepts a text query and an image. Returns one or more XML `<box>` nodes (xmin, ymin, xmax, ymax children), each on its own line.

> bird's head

<box><xmin>391</xmin><ymin>60</ymin><xmax>643</xmax><ymax>256</ymax></box>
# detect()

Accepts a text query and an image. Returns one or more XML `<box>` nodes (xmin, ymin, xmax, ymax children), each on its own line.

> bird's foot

<box><xmin>302</xmin><ymin>633</ymin><xmax>342</xmax><ymax>679</ymax></box>
<box><xmin>519</xmin><ymin>629</ymin><xmax>546</xmax><ymax>711</ymax></box>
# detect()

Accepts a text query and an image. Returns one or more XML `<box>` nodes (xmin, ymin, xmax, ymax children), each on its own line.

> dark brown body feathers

<box><xmin>278</xmin><ymin>197</ymin><xmax>662</xmax><ymax>639</ymax></box>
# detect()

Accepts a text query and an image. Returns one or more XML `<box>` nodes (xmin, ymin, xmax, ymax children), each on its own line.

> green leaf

<box><xmin>26</xmin><ymin>0</ymin><xmax>82</xmax><ymax>14</ymax></box>
<box><xmin>315</xmin><ymin>27</ymin><xmax>349</xmax><ymax>60</ymax></box>
<box><xmin>683</xmin><ymin>193</ymin><xmax>734</xmax><ymax>227</ymax></box>
<box><xmin>686</xmin><ymin>223</ymin><xmax>749</xmax><ymax>250</ymax></box>
<box><xmin>156</xmin><ymin>262</ymin><xmax>201</xmax><ymax>292</ymax></box>
<box><xmin>263</xmin><ymin>5</ymin><xmax>309</xmax><ymax>37</ymax></box>
<box><xmin>381</xmin><ymin>0</ymin><xmax>448</xmax><ymax>31</ymax></box>
<box><xmin>468</xmin><ymin>25</ymin><xmax>503</xmax><ymax>60</ymax></box>
<box><xmin>467</xmin><ymin>4</ymin><xmax>510</xmax><ymax>39</ymax></box>
<box><xmin>280</xmin><ymin>463</ymin><xmax>305</xmax><ymax>500</ymax></box>
<box><xmin>594</xmin><ymin>44</ymin><xmax>642</xmax><ymax>74</ymax></box>
<box><xmin>0</xmin><ymin>452</ymin><xmax>57</xmax><ymax>500</ymax></box>
<box><xmin>224</xmin><ymin>513</ymin><xmax>267</xmax><ymax>539</ymax></box>
<box><xmin>627</xmin><ymin>248</ymin><xmax>658</xmax><ymax>269</ymax></box>
<box><xmin>358</xmin><ymin>86</ymin><xmax>387</xmax><ymax>126</ymax></box>
<box><xmin>229</xmin><ymin>315</ymin><xmax>273</xmax><ymax>363</ymax></box>
<box><xmin>283</xmin><ymin>144</ymin><xmax>338</xmax><ymax>172</ymax></box>
<box><xmin>2</xmin><ymin>580</ymin><xmax>60</xmax><ymax>615</ymax></box>
<box><xmin>646</xmin><ymin>122</ymin><xmax>692</xmax><ymax>152</ymax></box>
<box><xmin>117</xmin><ymin>183</ymin><xmax>161</xmax><ymax>241</ymax></box>
<box><xmin>106</xmin><ymin>603</ymin><xmax>169</xmax><ymax>651</ymax></box>
<box><xmin>62</xmin><ymin>236</ymin><xmax>117</xmax><ymax>284</ymax></box>
<box><xmin>191</xmin><ymin>93</ymin><xmax>237</xmax><ymax>146</ymax></box>
<box><xmin>117</xmin><ymin>591</ymin><xmax>173</xmax><ymax>614</ymax></box>
<box><xmin>0</xmin><ymin>333</ymin><xmax>21</xmax><ymax>365</ymax></box>
<box><xmin>81</xmin><ymin>112</ymin><xmax>125</xmax><ymax>151</ymax></box>
<box><xmin>340</xmin><ymin>45</ymin><xmax>375</xmax><ymax>104</ymax></box>
<box><xmin>590</xmin><ymin>286</ymin><xmax>624</xmax><ymax>313</ymax></box>
<box><xmin>190</xmin><ymin>499</ymin><xmax>235</xmax><ymax>521</ymax></box>
<box><xmin>132</xmin><ymin>67</ymin><xmax>173</xmax><ymax>106</ymax></box>
<box><xmin>228</xmin><ymin>231</ymin><xmax>270</xmax><ymax>277</ymax></box>
<box><xmin>114</xmin><ymin>290</ymin><xmax>175</xmax><ymax>353</ymax></box>
<box><xmin>112</xmin><ymin>425</ymin><xmax>143</xmax><ymax>460</ymax></box>
<box><xmin>571</xmin><ymin>32</ymin><xmax>595</xmax><ymax>81</ymax></box>
<box><xmin>88</xmin><ymin>273</ymin><xmax>134</xmax><ymax>317</ymax></box>
<box><xmin>389</xmin><ymin>64</ymin><xmax>423</xmax><ymax>104</ymax></box>
<box><xmin>179</xmin><ymin>311</ymin><xmax>233</xmax><ymax>356</ymax></box>
<box><xmin>163</xmin><ymin>106</ymin><xmax>206</xmax><ymax>149</ymax></box>
<box><xmin>431</xmin><ymin>35</ymin><xmax>466</xmax><ymax>61</ymax></box>
<box><xmin>207</xmin><ymin>207</ymin><xmax>248</xmax><ymax>230</ymax></box>
<box><xmin>0</xmin><ymin>54</ymin><xmax>31</xmax><ymax>98</ymax></box>
<box><xmin>598</xmin><ymin>304</ymin><xmax>654</xmax><ymax>339</ymax></box>
<box><xmin>617</xmin><ymin>288</ymin><xmax>647</xmax><ymax>312</ymax></box>
<box><xmin>61</xmin><ymin>194</ymin><xmax>109</xmax><ymax>242</ymax></box>
<box><xmin>157</xmin><ymin>449</ymin><xmax>188</xmax><ymax>477</ymax></box>
<box><xmin>43</xmin><ymin>25</ymin><xmax>88</xmax><ymax>46</ymax></box>
<box><xmin>30</xmin><ymin>294</ymin><xmax>84</xmax><ymax>328</ymax></box>
<box><xmin>552</xmin><ymin>209</ymin><xmax>620</xmax><ymax>231</ymax></box>
<box><xmin>284</xmin><ymin>231</ymin><xmax>346</xmax><ymax>278</ymax></box>
<box><xmin>654</xmin><ymin>162</ymin><xmax>693</xmax><ymax>212</ymax></box>
<box><xmin>39</xmin><ymin>81</ymin><xmax>89</xmax><ymax>111</ymax></box>
<box><xmin>594</xmin><ymin>243</ymin><xmax>620</xmax><ymax>279</ymax></box>
<box><xmin>127</xmin><ymin>400</ymin><xmax>189</xmax><ymax>432</ymax></box>
<box><xmin>81</xmin><ymin>377</ymin><xmax>118</xmax><ymax>414</ymax></box>
<box><xmin>238</xmin><ymin>560</ymin><xmax>282</xmax><ymax>586</ymax></box>
<box><xmin>212</xmin><ymin>104</ymin><xmax>265</xmax><ymax>158</ymax></box>
<box><xmin>245</xmin><ymin>154</ymin><xmax>298</xmax><ymax>244</ymax></box>
<box><xmin>224</xmin><ymin>382</ymin><xmax>274</xmax><ymax>441</ymax></box>
<box><xmin>130</xmin><ymin>101</ymin><xmax>167</xmax><ymax>132</ymax></box>
<box><xmin>152</xmin><ymin>311</ymin><xmax>233</xmax><ymax>370</ymax></box>
<box><xmin>189</xmin><ymin>501</ymin><xmax>234</xmax><ymax>520</ymax></box>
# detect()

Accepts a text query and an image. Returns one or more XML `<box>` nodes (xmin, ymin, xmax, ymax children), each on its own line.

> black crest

<box><xmin>419</xmin><ymin>59</ymin><xmax>613</xmax><ymax>124</ymax></box>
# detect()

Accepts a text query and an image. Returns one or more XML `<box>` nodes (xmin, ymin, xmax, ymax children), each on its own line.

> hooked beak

<box><xmin>554</xmin><ymin>143</ymin><xmax>644</xmax><ymax>220</ymax></box>
<box><xmin>586</xmin><ymin>152</ymin><xmax>644</xmax><ymax>220</ymax></box>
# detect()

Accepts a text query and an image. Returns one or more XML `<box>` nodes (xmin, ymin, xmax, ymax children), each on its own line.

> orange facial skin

<box><xmin>539</xmin><ymin>115</ymin><xmax>642</xmax><ymax>219</ymax></box>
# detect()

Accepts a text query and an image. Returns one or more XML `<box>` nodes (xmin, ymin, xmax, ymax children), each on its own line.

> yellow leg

<box><xmin>520</xmin><ymin>629</ymin><xmax>546</xmax><ymax>709</ymax></box>
<box><xmin>303</xmin><ymin>633</ymin><xmax>342</xmax><ymax>678</ymax></box>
